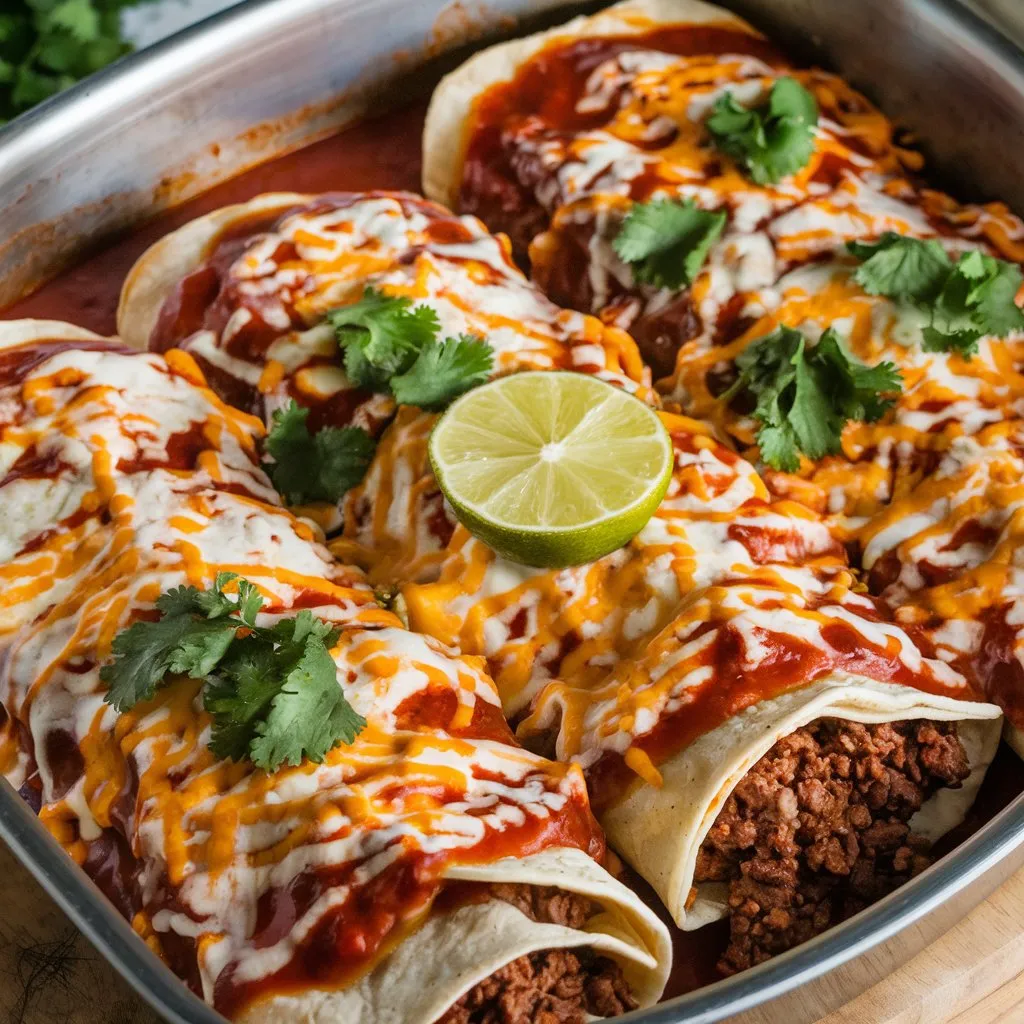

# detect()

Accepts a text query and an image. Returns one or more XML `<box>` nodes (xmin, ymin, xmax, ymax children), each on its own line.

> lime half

<box><xmin>428</xmin><ymin>372</ymin><xmax>673</xmax><ymax>567</ymax></box>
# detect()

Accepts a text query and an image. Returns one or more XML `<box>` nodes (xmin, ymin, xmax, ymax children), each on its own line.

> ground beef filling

<box><xmin>694</xmin><ymin>718</ymin><xmax>971</xmax><ymax>976</ymax></box>
<box><xmin>437</xmin><ymin>884</ymin><xmax>636</xmax><ymax>1024</ymax></box>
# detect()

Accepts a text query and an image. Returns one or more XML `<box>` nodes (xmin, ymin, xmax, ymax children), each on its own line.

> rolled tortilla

<box><xmin>400</xmin><ymin>409</ymin><xmax>843</xmax><ymax>715</ymax></box>
<box><xmin>0</xmin><ymin>325</ymin><xmax>670</xmax><ymax>1021</ymax></box>
<box><xmin>0</xmin><ymin>318</ymin><xmax>373</xmax><ymax>636</ymax></box>
<box><xmin>519</xmin><ymin>567</ymin><xmax>1003</xmax><ymax>929</ymax></box>
<box><xmin>422</xmin><ymin>0</ymin><xmax>762</xmax><ymax>209</ymax></box>
<box><xmin>240</xmin><ymin>848</ymin><xmax>669</xmax><ymax>1024</ymax></box>
<box><xmin>117</xmin><ymin>190</ymin><xmax>651</xmax><ymax>408</ymax></box>
<box><xmin>117</xmin><ymin>192</ymin><xmax>309</xmax><ymax>353</ymax></box>
<box><xmin>117</xmin><ymin>190</ymin><xmax>653</xmax><ymax>534</ymax></box>
<box><xmin>602</xmin><ymin>674</ymin><xmax>1001</xmax><ymax>930</ymax></box>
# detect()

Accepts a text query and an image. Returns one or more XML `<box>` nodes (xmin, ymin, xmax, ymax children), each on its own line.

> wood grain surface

<box><xmin>1</xmin><ymin>837</ymin><xmax>1022</xmax><ymax>1024</ymax></box>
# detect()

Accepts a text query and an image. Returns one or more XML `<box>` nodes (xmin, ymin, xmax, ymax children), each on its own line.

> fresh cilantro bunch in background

<box><xmin>722</xmin><ymin>325</ymin><xmax>902</xmax><ymax>472</ymax></box>
<box><xmin>101</xmin><ymin>572</ymin><xmax>366</xmax><ymax>772</ymax></box>
<box><xmin>848</xmin><ymin>233</ymin><xmax>1024</xmax><ymax>358</ymax></box>
<box><xmin>0</xmin><ymin>1</ymin><xmax>154</xmax><ymax>125</ymax></box>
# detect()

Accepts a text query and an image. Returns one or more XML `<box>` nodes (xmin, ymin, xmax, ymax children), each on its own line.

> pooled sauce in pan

<box><xmin>3</xmin><ymin>102</ymin><xmax>429</xmax><ymax>333</ymax></box>
<box><xmin>4</xmin><ymin>68</ymin><xmax>1024</xmax><ymax>1009</ymax></box>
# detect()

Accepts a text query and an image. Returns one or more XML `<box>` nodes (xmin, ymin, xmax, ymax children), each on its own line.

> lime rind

<box><xmin>428</xmin><ymin>372</ymin><xmax>673</xmax><ymax>567</ymax></box>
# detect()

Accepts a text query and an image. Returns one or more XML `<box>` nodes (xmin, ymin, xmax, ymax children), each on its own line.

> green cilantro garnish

<box><xmin>722</xmin><ymin>325</ymin><xmax>902</xmax><ymax>472</ymax></box>
<box><xmin>264</xmin><ymin>401</ymin><xmax>376</xmax><ymax>506</ymax></box>
<box><xmin>706</xmin><ymin>77</ymin><xmax>819</xmax><ymax>185</ymax></box>
<box><xmin>263</xmin><ymin>291</ymin><xmax>494</xmax><ymax>508</ymax></box>
<box><xmin>612</xmin><ymin>198</ymin><xmax>727</xmax><ymax>290</ymax></box>
<box><xmin>1</xmin><ymin>2</ymin><xmax>155</xmax><ymax>125</ymax></box>
<box><xmin>847</xmin><ymin>234</ymin><xmax>950</xmax><ymax>302</ymax></box>
<box><xmin>328</xmin><ymin>287</ymin><xmax>495</xmax><ymax>408</ymax></box>
<box><xmin>390</xmin><ymin>335</ymin><xmax>493</xmax><ymax>411</ymax></box>
<box><xmin>328</xmin><ymin>289</ymin><xmax>441</xmax><ymax>391</ymax></box>
<box><xmin>848</xmin><ymin>233</ymin><xmax>1024</xmax><ymax>358</ymax></box>
<box><xmin>101</xmin><ymin>572</ymin><xmax>365</xmax><ymax>772</ymax></box>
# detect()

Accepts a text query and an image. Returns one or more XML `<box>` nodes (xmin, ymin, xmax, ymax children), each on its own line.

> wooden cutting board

<box><xmin>1</xmin><ymin>838</ymin><xmax>1022</xmax><ymax>1024</ymax></box>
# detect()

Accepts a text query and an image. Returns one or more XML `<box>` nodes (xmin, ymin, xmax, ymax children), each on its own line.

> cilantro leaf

<box><xmin>324</xmin><ymin>288</ymin><xmax>496</xmax><ymax>414</ymax></box>
<box><xmin>921</xmin><ymin>325</ymin><xmax>982</xmax><ymax>359</ymax></box>
<box><xmin>612</xmin><ymin>198</ymin><xmax>726</xmax><ymax>290</ymax></box>
<box><xmin>205</xmin><ymin>642</ymin><xmax>281</xmax><ymax>761</ymax></box>
<box><xmin>48</xmin><ymin>0</ymin><xmax>101</xmax><ymax>42</ymax></box>
<box><xmin>848</xmin><ymin>235</ymin><xmax>1024</xmax><ymax>356</ymax></box>
<box><xmin>342</xmin><ymin>339</ymin><xmax>390</xmax><ymax>393</ymax></box>
<box><xmin>248</xmin><ymin>637</ymin><xmax>364</xmax><ymax>771</ymax></box>
<box><xmin>100</xmin><ymin>573</ymin><xmax>254</xmax><ymax>712</ymax></box>
<box><xmin>155</xmin><ymin>584</ymin><xmax>203</xmax><ymax>617</ymax></box>
<box><xmin>849</xmin><ymin>232</ymin><xmax>951</xmax><ymax>302</ymax></box>
<box><xmin>328</xmin><ymin>288</ymin><xmax>440</xmax><ymax>388</ymax></box>
<box><xmin>100</xmin><ymin>613</ymin><xmax>228</xmax><ymax>712</ymax></box>
<box><xmin>1</xmin><ymin>1</ymin><xmax>149</xmax><ymax>124</ymax></box>
<box><xmin>103</xmin><ymin>575</ymin><xmax>365</xmax><ymax>772</ymax></box>
<box><xmin>390</xmin><ymin>335</ymin><xmax>494</xmax><ymax>410</ymax></box>
<box><xmin>948</xmin><ymin>249</ymin><xmax>1024</xmax><ymax>337</ymax></box>
<box><xmin>264</xmin><ymin>400</ymin><xmax>376</xmax><ymax>506</ymax></box>
<box><xmin>706</xmin><ymin>76</ymin><xmax>818</xmax><ymax>185</ymax></box>
<box><xmin>812</xmin><ymin>329</ymin><xmax>903</xmax><ymax>420</ymax></box>
<box><xmin>722</xmin><ymin>325</ymin><xmax>902</xmax><ymax>471</ymax></box>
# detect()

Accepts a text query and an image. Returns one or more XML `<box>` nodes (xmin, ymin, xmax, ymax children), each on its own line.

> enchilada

<box><xmin>0</xmin><ymin>321</ymin><xmax>669</xmax><ymax>1023</ymax></box>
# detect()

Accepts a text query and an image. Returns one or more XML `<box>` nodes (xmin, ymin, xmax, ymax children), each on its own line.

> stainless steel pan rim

<box><xmin>0</xmin><ymin>778</ymin><xmax>225</xmax><ymax>1024</ymax></box>
<box><xmin>3</xmin><ymin>0</ymin><xmax>1024</xmax><ymax>1022</ymax></box>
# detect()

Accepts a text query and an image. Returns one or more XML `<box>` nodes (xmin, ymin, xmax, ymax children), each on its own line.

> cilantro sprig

<box><xmin>706</xmin><ymin>76</ymin><xmax>819</xmax><ymax>185</ymax></box>
<box><xmin>329</xmin><ymin>288</ymin><xmax>493</xmax><ymax>410</ymax></box>
<box><xmin>262</xmin><ymin>290</ymin><xmax>493</xmax><ymax>508</ymax></box>
<box><xmin>264</xmin><ymin>402</ymin><xmax>375</xmax><ymax>506</ymax></box>
<box><xmin>612</xmin><ymin>198</ymin><xmax>726</xmax><ymax>290</ymax></box>
<box><xmin>722</xmin><ymin>325</ymin><xmax>902</xmax><ymax>472</ymax></box>
<box><xmin>101</xmin><ymin>572</ymin><xmax>365</xmax><ymax>772</ymax></box>
<box><xmin>848</xmin><ymin>233</ymin><xmax>1024</xmax><ymax>358</ymax></box>
<box><xmin>1</xmin><ymin>2</ymin><xmax>154</xmax><ymax>125</ymax></box>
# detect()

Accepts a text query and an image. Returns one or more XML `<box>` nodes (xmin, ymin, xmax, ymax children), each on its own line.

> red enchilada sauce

<box><xmin>3</xmin><ymin>24</ymin><xmax>1024</xmax><ymax>1012</ymax></box>
<box><xmin>3</xmin><ymin>103</ymin><xmax>428</xmax><ymax>334</ymax></box>
<box><xmin>574</xmin><ymin>572</ymin><xmax>979</xmax><ymax>814</ymax></box>
<box><xmin>0</xmin><ymin>332</ymin><xmax>610</xmax><ymax>1018</ymax></box>
<box><xmin>459</xmin><ymin>28</ymin><xmax>785</xmax><ymax>257</ymax></box>
<box><xmin>215</xmin><ymin>793</ymin><xmax>604</xmax><ymax>1017</ymax></box>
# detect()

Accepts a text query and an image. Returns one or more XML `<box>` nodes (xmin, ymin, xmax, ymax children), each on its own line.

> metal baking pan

<box><xmin>2</xmin><ymin>1</ymin><xmax>1024</xmax><ymax>1021</ymax></box>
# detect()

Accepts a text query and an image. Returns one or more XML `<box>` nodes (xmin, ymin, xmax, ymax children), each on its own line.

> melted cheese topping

<box><xmin>518</xmin><ymin>564</ymin><xmax>970</xmax><ymax>773</ymax></box>
<box><xmin>150</xmin><ymin>192</ymin><xmax>654</xmax><ymax>532</ymax></box>
<box><xmin>0</xmin><ymin>339</ymin><xmax>598</xmax><ymax>1014</ymax></box>
<box><xmin>678</xmin><ymin>261</ymin><xmax>1024</xmax><ymax>518</ymax></box>
<box><xmin>854</xmin><ymin>425</ymin><xmax>1024</xmax><ymax>726</ymax></box>
<box><xmin>157</xmin><ymin>192</ymin><xmax>651</xmax><ymax>416</ymax></box>
<box><xmin>463</xmin><ymin>35</ymin><xmax>1024</xmax><ymax>521</ymax></box>
<box><xmin>401</xmin><ymin>411</ymin><xmax>844</xmax><ymax>714</ymax></box>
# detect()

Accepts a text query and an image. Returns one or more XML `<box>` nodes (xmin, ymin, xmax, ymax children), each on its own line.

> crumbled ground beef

<box><xmin>438</xmin><ymin>948</ymin><xmax>635</xmax><ymax>1024</ymax></box>
<box><xmin>694</xmin><ymin>718</ymin><xmax>971</xmax><ymax>975</ymax></box>
<box><xmin>486</xmin><ymin>884</ymin><xmax>595</xmax><ymax>931</ymax></box>
<box><xmin>437</xmin><ymin>884</ymin><xmax>637</xmax><ymax>1024</ymax></box>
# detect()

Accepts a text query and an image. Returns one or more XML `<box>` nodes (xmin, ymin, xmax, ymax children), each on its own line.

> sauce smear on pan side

<box><xmin>2</xmin><ymin>103</ymin><xmax>427</xmax><ymax>333</ymax></box>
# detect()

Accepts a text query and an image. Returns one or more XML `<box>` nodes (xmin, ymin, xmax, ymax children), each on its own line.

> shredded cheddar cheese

<box><xmin>0</xmin><ymin>337</ymin><xmax>601</xmax><ymax>1014</ymax></box>
<box><xmin>460</xmin><ymin>30</ymin><xmax>1024</xmax><ymax>523</ymax></box>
